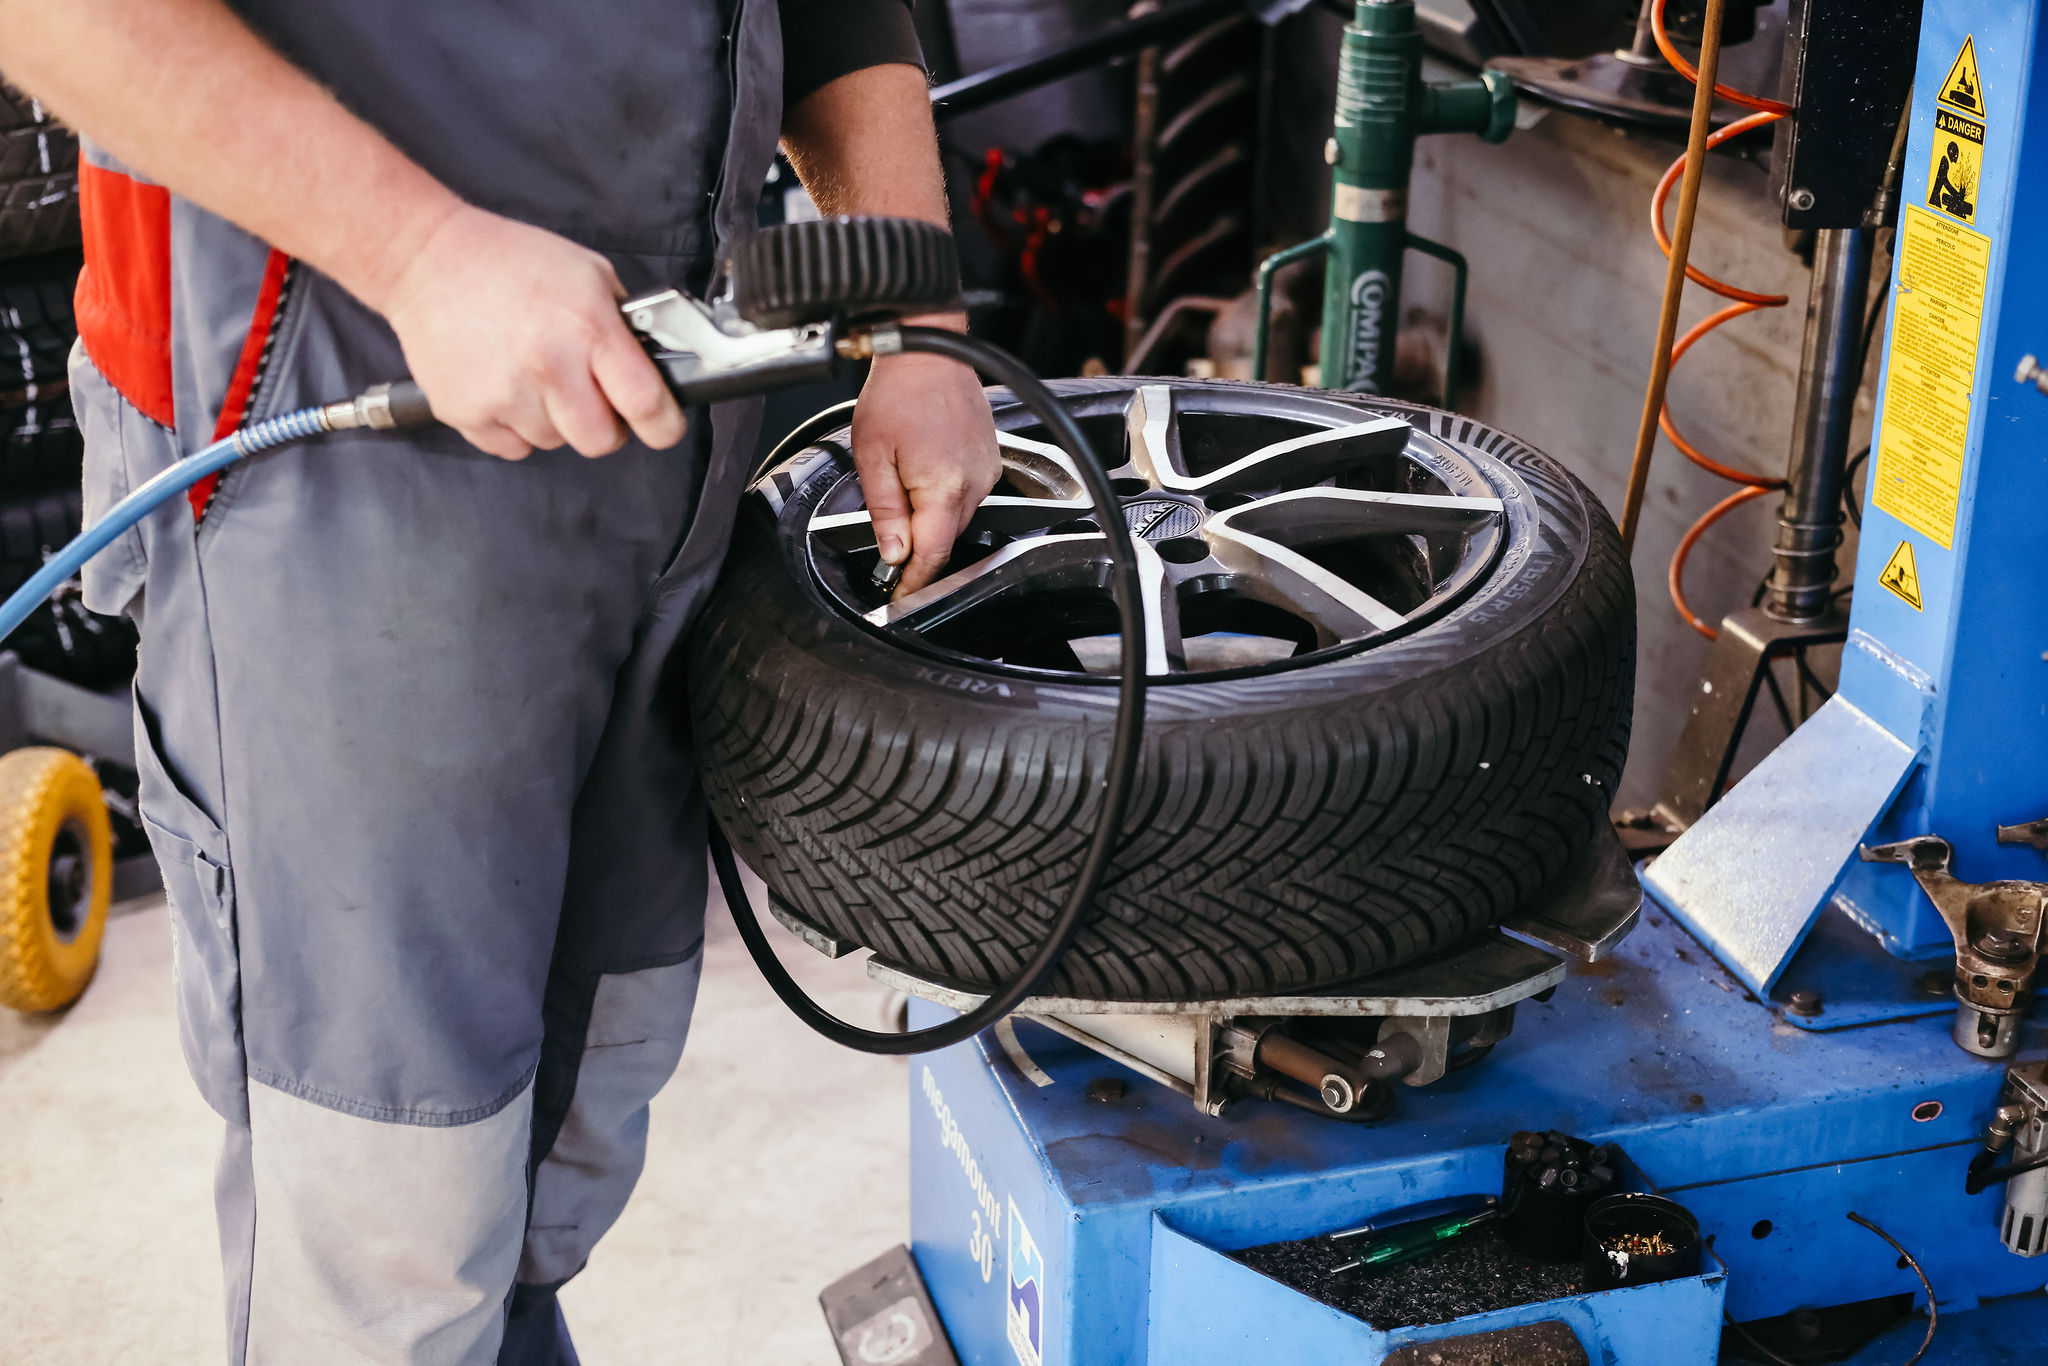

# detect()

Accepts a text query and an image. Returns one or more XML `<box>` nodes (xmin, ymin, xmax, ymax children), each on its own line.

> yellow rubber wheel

<box><xmin>0</xmin><ymin>747</ymin><xmax>112</xmax><ymax>1012</ymax></box>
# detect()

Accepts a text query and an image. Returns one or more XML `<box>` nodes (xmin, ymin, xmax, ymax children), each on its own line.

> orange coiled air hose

<box><xmin>1649</xmin><ymin>0</ymin><xmax>1792</xmax><ymax>639</ymax></box>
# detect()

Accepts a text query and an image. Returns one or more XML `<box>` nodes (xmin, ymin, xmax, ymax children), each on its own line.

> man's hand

<box><xmin>851</xmin><ymin>350</ymin><xmax>1001</xmax><ymax>596</ymax></box>
<box><xmin>375</xmin><ymin>207</ymin><xmax>687</xmax><ymax>461</ymax></box>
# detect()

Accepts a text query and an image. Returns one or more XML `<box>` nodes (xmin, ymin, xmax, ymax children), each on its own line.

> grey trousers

<box><xmin>73</xmin><ymin>265</ymin><xmax>758</xmax><ymax>1363</ymax></box>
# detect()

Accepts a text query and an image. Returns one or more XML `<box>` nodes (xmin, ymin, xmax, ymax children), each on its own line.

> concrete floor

<box><xmin>0</xmin><ymin>868</ymin><xmax>908</xmax><ymax>1365</ymax></box>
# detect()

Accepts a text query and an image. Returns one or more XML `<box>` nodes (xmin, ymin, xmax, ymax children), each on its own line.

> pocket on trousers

<box><xmin>69</xmin><ymin>341</ymin><xmax>160</xmax><ymax>618</ymax></box>
<box><xmin>133</xmin><ymin>692</ymin><xmax>245</xmax><ymax>1123</ymax></box>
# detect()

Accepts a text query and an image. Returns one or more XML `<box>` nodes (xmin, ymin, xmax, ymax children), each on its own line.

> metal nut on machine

<box><xmin>1861</xmin><ymin>829</ymin><xmax>2048</xmax><ymax>1060</ymax></box>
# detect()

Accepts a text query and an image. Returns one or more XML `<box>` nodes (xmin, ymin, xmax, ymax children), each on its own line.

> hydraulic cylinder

<box><xmin>1318</xmin><ymin>0</ymin><xmax>1514</xmax><ymax>394</ymax></box>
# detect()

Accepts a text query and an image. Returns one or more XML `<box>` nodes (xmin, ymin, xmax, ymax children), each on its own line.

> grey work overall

<box><xmin>65</xmin><ymin>1</ymin><xmax>815</xmax><ymax>1359</ymax></box>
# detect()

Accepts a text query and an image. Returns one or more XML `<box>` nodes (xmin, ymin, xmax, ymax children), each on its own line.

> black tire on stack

<box><xmin>0</xmin><ymin>483</ymin><xmax>137</xmax><ymax>690</ymax></box>
<box><xmin>0</xmin><ymin>243</ymin><xmax>139</xmax><ymax>690</ymax></box>
<box><xmin>0</xmin><ymin>252</ymin><xmax>84</xmax><ymax>488</ymax></box>
<box><xmin>0</xmin><ymin>82</ymin><xmax>79</xmax><ymax>263</ymax></box>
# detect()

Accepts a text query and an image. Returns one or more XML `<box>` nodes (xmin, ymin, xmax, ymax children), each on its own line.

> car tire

<box><xmin>688</xmin><ymin>377</ymin><xmax>1634</xmax><ymax>1001</ymax></box>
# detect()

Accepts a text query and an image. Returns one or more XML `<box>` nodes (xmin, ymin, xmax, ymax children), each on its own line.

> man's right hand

<box><xmin>376</xmin><ymin>206</ymin><xmax>687</xmax><ymax>461</ymax></box>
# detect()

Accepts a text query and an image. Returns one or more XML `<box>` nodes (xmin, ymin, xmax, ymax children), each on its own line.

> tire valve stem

<box><xmin>871</xmin><ymin>558</ymin><xmax>905</xmax><ymax>593</ymax></box>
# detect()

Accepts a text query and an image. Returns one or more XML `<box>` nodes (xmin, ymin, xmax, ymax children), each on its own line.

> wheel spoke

<box><xmin>1185</xmin><ymin>417</ymin><xmax>1413</xmax><ymax>495</ymax></box>
<box><xmin>1205</xmin><ymin>524</ymin><xmax>1407</xmax><ymax>643</ymax></box>
<box><xmin>1123</xmin><ymin>384</ymin><xmax>1183</xmax><ymax>491</ymax></box>
<box><xmin>860</xmin><ymin>529</ymin><xmax>1182</xmax><ymax>676</ymax></box>
<box><xmin>866</xmin><ymin>534</ymin><xmax>1110</xmax><ymax>631</ymax></box>
<box><xmin>1125</xmin><ymin>383</ymin><xmax>1412</xmax><ymax>495</ymax></box>
<box><xmin>1133</xmin><ymin>536</ymin><xmax>1185</xmax><ymax>674</ymax></box>
<box><xmin>807</xmin><ymin>509</ymin><xmax>882</xmax><ymax>553</ymax></box>
<box><xmin>996</xmin><ymin>432</ymin><xmax>1088</xmax><ymax>500</ymax></box>
<box><xmin>1214</xmin><ymin>487</ymin><xmax>1503</xmax><ymax>547</ymax></box>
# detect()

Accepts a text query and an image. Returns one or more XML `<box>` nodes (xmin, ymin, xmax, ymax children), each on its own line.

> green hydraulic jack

<box><xmin>1253</xmin><ymin>0</ymin><xmax>1515</xmax><ymax>402</ymax></box>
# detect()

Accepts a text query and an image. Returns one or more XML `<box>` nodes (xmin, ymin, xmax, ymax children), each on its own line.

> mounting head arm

<box><xmin>1998</xmin><ymin>817</ymin><xmax>2048</xmax><ymax>853</ymax></box>
<box><xmin>1862</xmin><ymin>831</ymin><xmax>2048</xmax><ymax>1060</ymax></box>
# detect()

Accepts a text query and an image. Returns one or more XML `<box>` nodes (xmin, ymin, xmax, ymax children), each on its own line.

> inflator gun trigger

<box><xmin>621</xmin><ymin>286</ymin><xmax>842</xmax><ymax>407</ymax></box>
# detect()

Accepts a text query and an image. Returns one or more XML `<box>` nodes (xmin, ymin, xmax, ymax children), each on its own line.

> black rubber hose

<box><xmin>1966</xmin><ymin>1147</ymin><xmax>2048</xmax><ymax>1195</ymax></box>
<box><xmin>709</xmin><ymin>325</ymin><xmax>1149</xmax><ymax>1055</ymax></box>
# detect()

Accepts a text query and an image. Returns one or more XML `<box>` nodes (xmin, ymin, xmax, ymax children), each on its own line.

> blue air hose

<box><xmin>0</xmin><ymin>382</ymin><xmax>431</xmax><ymax>642</ymax></box>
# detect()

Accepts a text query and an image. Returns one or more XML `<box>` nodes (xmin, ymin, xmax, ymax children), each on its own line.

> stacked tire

<box><xmin>0</xmin><ymin>239</ymin><xmax>136</xmax><ymax>690</ymax></box>
<box><xmin>0</xmin><ymin>80</ymin><xmax>130</xmax><ymax>1012</ymax></box>
<box><xmin>0</xmin><ymin>81</ymin><xmax>77</xmax><ymax>262</ymax></box>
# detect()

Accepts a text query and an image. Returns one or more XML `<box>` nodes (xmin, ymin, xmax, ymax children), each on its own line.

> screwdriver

<box><xmin>1327</xmin><ymin>1193</ymin><xmax>1496</xmax><ymax>1242</ymax></box>
<box><xmin>1331</xmin><ymin>1203</ymin><xmax>1499</xmax><ymax>1273</ymax></box>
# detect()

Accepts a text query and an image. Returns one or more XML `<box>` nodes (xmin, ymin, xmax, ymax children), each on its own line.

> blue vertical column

<box><xmin>1645</xmin><ymin>2</ymin><xmax>2048</xmax><ymax>990</ymax></box>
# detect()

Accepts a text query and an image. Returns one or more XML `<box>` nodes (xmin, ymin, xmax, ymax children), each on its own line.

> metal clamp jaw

<box><xmin>1861</xmin><ymin>827</ymin><xmax>2048</xmax><ymax>1059</ymax></box>
<box><xmin>620</xmin><ymin>287</ymin><xmax>843</xmax><ymax>407</ymax></box>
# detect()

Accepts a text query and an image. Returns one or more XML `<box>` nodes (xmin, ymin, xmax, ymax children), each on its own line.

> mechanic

<box><xmin>0</xmin><ymin>1</ymin><xmax>1000</xmax><ymax>1360</ymax></box>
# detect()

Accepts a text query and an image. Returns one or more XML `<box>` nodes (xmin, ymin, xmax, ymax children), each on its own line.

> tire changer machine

<box><xmin>819</xmin><ymin>4</ymin><xmax>2048</xmax><ymax>1363</ymax></box>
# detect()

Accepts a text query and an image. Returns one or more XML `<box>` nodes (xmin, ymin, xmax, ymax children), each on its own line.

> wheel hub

<box><xmin>1121</xmin><ymin>496</ymin><xmax>1204</xmax><ymax>542</ymax></box>
<box><xmin>46</xmin><ymin>818</ymin><xmax>90</xmax><ymax>942</ymax></box>
<box><xmin>798</xmin><ymin>381</ymin><xmax>1513</xmax><ymax>683</ymax></box>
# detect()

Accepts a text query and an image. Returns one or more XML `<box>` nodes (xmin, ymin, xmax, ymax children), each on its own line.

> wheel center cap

<box><xmin>1121</xmin><ymin>497</ymin><xmax>1203</xmax><ymax>542</ymax></box>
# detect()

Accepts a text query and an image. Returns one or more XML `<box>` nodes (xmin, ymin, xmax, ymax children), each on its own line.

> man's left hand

<box><xmin>850</xmin><ymin>349</ymin><xmax>1002</xmax><ymax>597</ymax></box>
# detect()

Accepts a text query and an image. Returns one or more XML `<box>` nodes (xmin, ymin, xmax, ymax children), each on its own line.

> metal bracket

<box><xmin>1861</xmin><ymin>829</ymin><xmax>2048</xmax><ymax>1059</ymax></box>
<box><xmin>1378</xmin><ymin>1015</ymin><xmax>1453</xmax><ymax>1087</ymax></box>
<box><xmin>767</xmin><ymin>895</ymin><xmax>856</xmax><ymax>959</ymax></box>
<box><xmin>873</xmin><ymin>929</ymin><xmax>1570</xmax><ymax>1115</ymax></box>
<box><xmin>1999</xmin><ymin>819</ymin><xmax>2048</xmax><ymax>854</ymax></box>
<box><xmin>870</xmin><ymin>929</ymin><xmax>1567</xmax><ymax>1022</ymax></box>
<box><xmin>1644</xmin><ymin>695</ymin><xmax>1919</xmax><ymax>997</ymax></box>
<box><xmin>1499</xmin><ymin>820</ymin><xmax>1642</xmax><ymax>961</ymax></box>
<box><xmin>1652</xmin><ymin>606</ymin><xmax>1851</xmax><ymax>833</ymax></box>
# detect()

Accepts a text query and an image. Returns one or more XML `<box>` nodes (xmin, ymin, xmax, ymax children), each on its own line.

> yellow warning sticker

<box><xmin>1938</xmin><ymin>36</ymin><xmax>1984</xmax><ymax>117</ymax></box>
<box><xmin>1872</xmin><ymin>206</ymin><xmax>1990</xmax><ymax>549</ymax></box>
<box><xmin>1879</xmin><ymin>541</ymin><xmax>1923</xmax><ymax>610</ymax></box>
<box><xmin>1927</xmin><ymin>108</ymin><xmax>1984</xmax><ymax>224</ymax></box>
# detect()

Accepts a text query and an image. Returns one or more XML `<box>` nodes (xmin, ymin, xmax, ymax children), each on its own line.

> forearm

<box><xmin>781</xmin><ymin>63</ymin><xmax>965</xmax><ymax>331</ymax></box>
<box><xmin>0</xmin><ymin>0</ymin><xmax>458</xmax><ymax>314</ymax></box>
<box><xmin>788</xmin><ymin>65</ymin><xmax>996</xmax><ymax>592</ymax></box>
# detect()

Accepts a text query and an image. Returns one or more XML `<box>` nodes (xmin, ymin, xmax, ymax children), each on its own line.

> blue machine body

<box><xmin>1647</xmin><ymin>0</ymin><xmax>2048</xmax><ymax>991</ymax></box>
<box><xmin>908</xmin><ymin>910</ymin><xmax>2048</xmax><ymax>1364</ymax></box>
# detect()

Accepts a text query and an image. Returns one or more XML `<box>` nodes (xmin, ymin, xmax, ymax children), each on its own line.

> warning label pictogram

<box><xmin>1879</xmin><ymin>541</ymin><xmax>1923</xmax><ymax>611</ymax></box>
<box><xmin>1927</xmin><ymin>108</ymin><xmax>1984</xmax><ymax>225</ymax></box>
<box><xmin>1938</xmin><ymin>37</ymin><xmax>1983</xmax><ymax>116</ymax></box>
